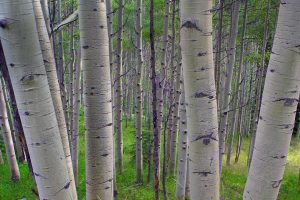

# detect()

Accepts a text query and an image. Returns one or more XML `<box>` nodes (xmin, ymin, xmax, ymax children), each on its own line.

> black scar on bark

<box><xmin>192</xmin><ymin>171</ymin><xmax>213</xmax><ymax>177</ymax></box>
<box><xmin>271</xmin><ymin>179</ymin><xmax>282</xmax><ymax>188</ymax></box>
<box><xmin>194</xmin><ymin>91</ymin><xmax>213</xmax><ymax>99</ymax></box>
<box><xmin>83</xmin><ymin>45</ymin><xmax>89</xmax><ymax>49</ymax></box>
<box><xmin>181</xmin><ymin>20</ymin><xmax>202</xmax><ymax>32</ymax></box>
<box><xmin>273</xmin><ymin>98</ymin><xmax>298</xmax><ymax>106</ymax></box>
<box><xmin>0</xmin><ymin>19</ymin><xmax>8</xmax><ymax>28</ymax></box>
<box><xmin>192</xmin><ymin>132</ymin><xmax>218</xmax><ymax>144</ymax></box>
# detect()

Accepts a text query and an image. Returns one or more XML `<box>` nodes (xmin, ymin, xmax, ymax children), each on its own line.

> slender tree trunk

<box><xmin>0</xmin><ymin>79</ymin><xmax>20</xmax><ymax>182</ymax></box>
<box><xmin>0</xmin><ymin>42</ymin><xmax>33</xmax><ymax>177</ymax></box>
<box><xmin>115</xmin><ymin>0</ymin><xmax>124</xmax><ymax>172</ymax></box>
<box><xmin>135</xmin><ymin>0</ymin><xmax>144</xmax><ymax>183</ymax></box>
<box><xmin>33</xmin><ymin>1</ymin><xmax>77</xmax><ymax>197</ymax></box>
<box><xmin>168</xmin><ymin>0</ymin><xmax>179</xmax><ymax>176</ymax></box>
<box><xmin>71</xmin><ymin>49</ymin><xmax>81</xmax><ymax>186</ymax></box>
<box><xmin>244</xmin><ymin>1</ymin><xmax>300</xmax><ymax>199</ymax></box>
<box><xmin>0</xmin><ymin>0</ymin><xmax>75</xmax><ymax>198</ymax></box>
<box><xmin>175</xmin><ymin>81</ymin><xmax>187</xmax><ymax>200</ymax></box>
<box><xmin>78</xmin><ymin>0</ymin><xmax>114</xmax><ymax>199</ymax></box>
<box><xmin>150</xmin><ymin>0</ymin><xmax>160</xmax><ymax>197</ymax></box>
<box><xmin>218</xmin><ymin>0</ymin><xmax>241</xmax><ymax>173</ymax></box>
<box><xmin>180</xmin><ymin>0</ymin><xmax>220</xmax><ymax>199</ymax></box>
<box><xmin>226</xmin><ymin>0</ymin><xmax>248</xmax><ymax>166</ymax></box>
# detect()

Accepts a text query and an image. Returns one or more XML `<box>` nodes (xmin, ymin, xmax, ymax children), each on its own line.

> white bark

<box><xmin>33</xmin><ymin>0</ymin><xmax>77</xmax><ymax>197</ymax></box>
<box><xmin>244</xmin><ymin>1</ymin><xmax>300</xmax><ymax>199</ymax></box>
<box><xmin>175</xmin><ymin>81</ymin><xmax>187</xmax><ymax>200</ymax></box>
<box><xmin>0</xmin><ymin>0</ymin><xmax>74</xmax><ymax>198</ymax></box>
<box><xmin>78</xmin><ymin>0</ymin><xmax>114</xmax><ymax>199</ymax></box>
<box><xmin>180</xmin><ymin>0</ymin><xmax>220</xmax><ymax>199</ymax></box>
<box><xmin>0</xmin><ymin>79</ymin><xmax>20</xmax><ymax>181</ymax></box>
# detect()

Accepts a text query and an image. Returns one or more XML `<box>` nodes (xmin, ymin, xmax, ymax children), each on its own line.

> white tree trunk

<box><xmin>0</xmin><ymin>0</ymin><xmax>74</xmax><ymax>198</ymax></box>
<box><xmin>135</xmin><ymin>0</ymin><xmax>144</xmax><ymax>183</ymax></box>
<box><xmin>0</xmin><ymin>79</ymin><xmax>20</xmax><ymax>181</ymax></box>
<box><xmin>244</xmin><ymin>1</ymin><xmax>300</xmax><ymax>199</ymax></box>
<box><xmin>33</xmin><ymin>0</ymin><xmax>77</xmax><ymax>197</ymax></box>
<box><xmin>78</xmin><ymin>0</ymin><xmax>114</xmax><ymax>199</ymax></box>
<box><xmin>180</xmin><ymin>0</ymin><xmax>220</xmax><ymax>199</ymax></box>
<box><xmin>175</xmin><ymin>81</ymin><xmax>187</xmax><ymax>200</ymax></box>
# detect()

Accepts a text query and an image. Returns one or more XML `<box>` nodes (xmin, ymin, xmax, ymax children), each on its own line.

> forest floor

<box><xmin>1</xmin><ymin>110</ymin><xmax>300</xmax><ymax>199</ymax></box>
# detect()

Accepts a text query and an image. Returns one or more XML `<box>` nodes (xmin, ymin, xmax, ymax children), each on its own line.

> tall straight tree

<box><xmin>0</xmin><ymin>0</ymin><xmax>75</xmax><ymax>198</ymax></box>
<box><xmin>180</xmin><ymin>0</ymin><xmax>220</xmax><ymax>199</ymax></box>
<box><xmin>78</xmin><ymin>0</ymin><xmax>114</xmax><ymax>199</ymax></box>
<box><xmin>244</xmin><ymin>0</ymin><xmax>300</xmax><ymax>199</ymax></box>
<box><xmin>115</xmin><ymin>0</ymin><xmax>124</xmax><ymax>172</ymax></box>
<box><xmin>33</xmin><ymin>0</ymin><xmax>77</xmax><ymax>196</ymax></box>
<box><xmin>135</xmin><ymin>0</ymin><xmax>144</xmax><ymax>183</ymax></box>
<box><xmin>218</xmin><ymin>0</ymin><xmax>241</xmax><ymax>172</ymax></box>
<box><xmin>0</xmin><ymin>79</ymin><xmax>20</xmax><ymax>181</ymax></box>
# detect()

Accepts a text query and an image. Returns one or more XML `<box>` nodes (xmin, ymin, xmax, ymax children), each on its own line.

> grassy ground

<box><xmin>1</xmin><ymin>112</ymin><xmax>299</xmax><ymax>199</ymax></box>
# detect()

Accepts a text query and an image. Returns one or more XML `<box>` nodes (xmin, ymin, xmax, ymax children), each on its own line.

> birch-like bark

<box><xmin>244</xmin><ymin>1</ymin><xmax>300</xmax><ymax>199</ymax></box>
<box><xmin>180</xmin><ymin>0</ymin><xmax>220</xmax><ymax>199</ymax></box>
<box><xmin>78</xmin><ymin>0</ymin><xmax>114</xmax><ymax>199</ymax></box>
<box><xmin>226</xmin><ymin>0</ymin><xmax>248</xmax><ymax>166</ymax></box>
<box><xmin>0</xmin><ymin>0</ymin><xmax>74</xmax><ymax>198</ymax></box>
<box><xmin>218</xmin><ymin>0</ymin><xmax>241</xmax><ymax>172</ymax></box>
<box><xmin>175</xmin><ymin>81</ymin><xmax>187</xmax><ymax>200</ymax></box>
<box><xmin>71</xmin><ymin>49</ymin><xmax>81</xmax><ymax>186</ymax></box>
<box><xmin>33</xmin><ymin>1</ymin><xmax>77</xmax><ymax>197</ymax></box>
<box><xmin>135</xmin><ymin>0</ymin><xmax>144</xmax><ymax>183</ymax></box>
<box><xmin>0</xmin><ymin>79</ymin><xmax>20</xmax><ymax>181</ymax></box>
<box><xmin>115</xmin><ymin>0</ymin><xmax>124</xmax><ymax>172</ymax></box>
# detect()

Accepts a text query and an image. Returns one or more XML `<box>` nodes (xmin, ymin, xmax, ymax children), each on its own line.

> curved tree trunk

<box><xmin>33</xmin><ymin>0</ymin><xmax>77</xmax><ymax>197</ymax></box>
<box><xmin>0</xmin><ymin>0</ymin><xmax>75</xmax><ymax>198</ymax></box>
<box><xmin>78</xmin><ymin>0</ymin><xmax>114</xmax><ymax>199</ymax></box>
<box><xmin>244</xmin><ymin>1</ymin><xmax>300</xmax><ymax>199</ymax></box>
<box><xmin>180</xmin><ymin>0</ymin><xmax>220</xmax><ymax>199</ymax></box>
<box><xmin>0</xmin><ymin>79</ymin><xmax>20</xmax><ymax>181</ymax></box>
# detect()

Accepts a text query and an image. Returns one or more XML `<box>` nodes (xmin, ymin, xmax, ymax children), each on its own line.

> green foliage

<box><xmin>0</xmin><ymin>111</ymin><xmax>299</xmax><ymax>199</ymax></box>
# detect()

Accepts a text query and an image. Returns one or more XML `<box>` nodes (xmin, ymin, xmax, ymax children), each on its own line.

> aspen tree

<box><xmin>135</xmin><ymin>0</ymin><xmax>144</xmax><ymax>183</ymax></box>
<box><xmin>115</xmin><ymin>0</ymin><xmax>124</xmax><ymax>172</ymax></box>
<box><xmin>0</xmin><ymin>79</ymin><xmax>20</xmax><ymax>181</ymax></box>
<box><xmin>0</xmin><ymin>0</ymin><xmax>74</xmax><ymax>198</ymax></box>
<box><xmin>33</xmin><ymin>0</ymin><xmax>77</xmax><ymax>196</ymax></box>
<box><xmin>78</xmin><ymin>0</ymin><xmax>114</xmax><ymax>199</ymax></box>
<box><xmin>218</xmin><ymin>0</ymin><xmax>241</xmax><ymax>172</ymax></box>
<box><xmin>180</xmin><ymin>0</ymin><xmax>220</xmax><ymax>199</ymax></box>
<box><xmin>244</xmin><ymin>1</ymin><xmax>300</xmax><ymax>199</ymax></box>
<box><xmin>175</xmin><ymin>81</ymin><xmax>187</xmax><ymax>200</ymax></box>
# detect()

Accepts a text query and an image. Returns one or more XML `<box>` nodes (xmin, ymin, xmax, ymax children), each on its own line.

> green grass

<box><xmin>1</xmin><ymin>112</ymin><xmax>300</xmax><ymax>199</ymax></box>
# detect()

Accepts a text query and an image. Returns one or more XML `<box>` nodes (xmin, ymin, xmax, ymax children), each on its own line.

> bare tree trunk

<box><xmin>150</xmin><ymin>0</ymin><xmax>160</xmax><ymax>197</ymax></box>
<box><xmin>175</xmin><ymin>81</ymin><xmax>187</xmax><ymax>200</ymax></box>
<box><xmin>33</xmin><ymin>0</ymin><xmax>77</xmax><ymax>196</ymax></box>
<box><xmin>180</xmin><ymin>0</ymin><xmax>220</xmax><ymax>199</ymax></box>
<box><xmin>0</xmin><ymin>148</ymin><xmax>4</xmax><ymax>165</ymax></box>
<box><xmin>244</xmin><ymin>1</ymin><xmax>300</xmax><ymax>198</ymax></box>
<box><xmin>226</xmin><ymin>0</ymin><xmax>248</xmax><ymax>166</ymax></box>
<box><xmin>71</xmin><ymin>49</ymin><xmax>81</xmax><ymax>186</ymax></box>
<box><xmin>0</xmin><ymin>79</ymin><xmax>20</xmax><ymax>182</ymax></box>
<box><xmin>0</xmin><ymin>0</ymin><xmax>75</xmax><ymax>198</ymax></box>
<box><xmin>115</xmin><ymin>0</ymin><xmax>124</xmax><ymax>172</ymax></box>
<box><xmin>135</xmin><ymin>0</ymin><xmax>144</xmax><ymax>183</ymax></box>
<box><xmin>78</xmin><ymin>0</ymin><xmax>114</xmax><ymax>199</ymax></box>
<box><xmin>218</xmin><ymin>0</ymin><xmax>241</xmax><ymax>173</ymax></box>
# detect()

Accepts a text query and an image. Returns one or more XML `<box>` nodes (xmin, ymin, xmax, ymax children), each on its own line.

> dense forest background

<box><xmin>0</xmin><ymin>0</ymin><xmax>299</xmax><ymax>199</ymax></box>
